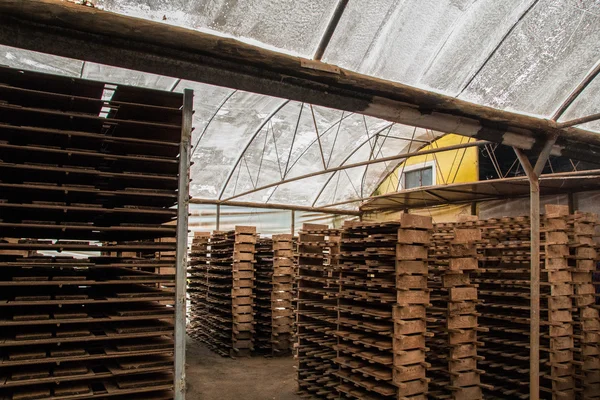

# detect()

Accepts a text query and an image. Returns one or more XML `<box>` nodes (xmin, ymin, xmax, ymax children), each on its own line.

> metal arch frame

<box><xmin>214</xmin><ymin>139</ymin><xmax>486</xmax><ymax>206</ymax></box>
<box><xmin>217</xmin><ymin>99</ymin><xmax>290</xmax><ymax>199</ymax></box>
<box><xmin>458</xmin><ymin>0</ymin><xmax>541</xmax><ymax>95</ymax></box>
<box><xmin>263</xmin><ymin>107</ymin><xmax>353</xmax><ymax>203</ymax></box>
<box><xmin>368</xmin><ymin>131</ymin><xmax>448</xmax><ymax>198</ymax></box>
<box><xmin>311</xmin><ymin>122</ymin><xmax>394</xmax><ymax>207</ymax></box>
<box><xmin>552</xmin><ymin>59</ymin><xmax>600</xmax><ymax>121</ymax></box>
<box><xmin>191</xmin><ymin>89</ymin><xmax>237</xmax><ymax>157</ymax></box>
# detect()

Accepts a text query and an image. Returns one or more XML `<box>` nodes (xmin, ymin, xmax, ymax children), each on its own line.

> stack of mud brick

<box><xmin>296</xmin><ymin>224</ymin><xmax>340</xmax><ymax>399</ymax></box>
<box><xmin>568</xmin><ymin>211</ymin><xmax>600</xmax><ymax>399</ymax></box>
<box><xmin>271</xmin><ymin>234</ymin><xmax>295</xmax><ymax>355</ymax></box>
<box><xmin>187</xmin><ymin>232</ymin><xmax>211</xmax><ymax>343</ymax></box>
<box><xmin>429</xmin><ymin>216</ymin><xmax>485</xmax><ymax>400</ymax></box>
<box><xmin>393</xmin><ymin>214</ymin><xmax>433</xmax><ymax>400</ymax></box>
<box><xmin>254</xmin><ymin>237</ymin><xmax>275</xmax><ymax>352</ymax></box>
<box><xmin>231</xmin><ymin>226</ymin><xmax>257</xmax><ymax>357</ymax></box>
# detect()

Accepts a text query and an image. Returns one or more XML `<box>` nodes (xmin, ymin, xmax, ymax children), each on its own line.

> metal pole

<box><xmin>513</xmin><ymin>147</ymin><xmax>540</xmax><ymax>400</ymax></box>
<box><xmin>291</xmin><ymin>210</ymin><xmax>295</xmax><ymax>235</ymax></box>
<box><xmin>529</xmin><ymin>175</ymin><xmax>540</xmax><ymax>400</ymax></box>
<box><xmin>174</xmin><ymin>89</ymin><xmax>193</xmax><ymax>400</ymax></box>
<box><xmin>216</xmin><ymin>204</ymin><xmax>221</xmax><ymax>231</ymax></box>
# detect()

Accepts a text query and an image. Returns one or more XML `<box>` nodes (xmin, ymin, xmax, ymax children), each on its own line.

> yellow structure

<box><xmin>367</xmin><ymin>134</ymin><xmax>479</xmax><ymax>223</ymax></box>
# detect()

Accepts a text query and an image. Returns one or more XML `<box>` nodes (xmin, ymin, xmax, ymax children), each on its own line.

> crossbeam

<box><xmin>1</xmin><ymin>1</ymin><xmax>600</xmax><ymax>162</ymax></box>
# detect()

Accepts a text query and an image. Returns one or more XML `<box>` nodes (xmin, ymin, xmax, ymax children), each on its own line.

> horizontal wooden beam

<box><xmin>1</xmin><ymin>0</ymin><xmax>599</xmax><ymax>162</ymax></box>
<box><xmin>190</xmin><ymin>199</ymin><xmax>361</xmax><ymax>216</ymax></box>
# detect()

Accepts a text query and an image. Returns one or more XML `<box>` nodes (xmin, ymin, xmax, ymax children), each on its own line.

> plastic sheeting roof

<box><xmin>1</xmin><ymin>0</ymin><xmax>599</xmax><ymax>212</ymax></box>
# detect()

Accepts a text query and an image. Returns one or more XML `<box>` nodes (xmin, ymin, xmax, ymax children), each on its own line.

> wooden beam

<box><xmin>1</xmin><ymin>0</ymin><xmax>600</xmax><ymax>160</ymax></box>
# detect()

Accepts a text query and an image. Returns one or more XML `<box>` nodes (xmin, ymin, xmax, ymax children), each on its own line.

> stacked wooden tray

<box><xmin>0</xmin><ymin>66</ymin><xmax>188</xmax><ymax>399</ymax></box>
<box><xmin>296</xmin><ymin>224</ymin><xmax>340</xmax><ymax>399</ymax></box>
<box><xmin>196</xmin><ymin>231</ymin><xmax>235</xmax><ymax>356</ymax></box>
<box><xmin>334</xmin><ymin>215</ymin><xmax>432</xmax><ymax>400</ymax></box>
<box><xmin>231</xmin><ymin>227</ymin><xmax>257</xmax><ymax>357</ymax></box>
<box><xmin>254</xmin><ymin>237</ymin><xmax>274</xmax><ymax>353</ymax></box>
<box><xmin>429</xmin><ymin>216</ymin><xmax>484</xmax><ymax>400</ymax></box>
<box><xmin>271</xmin><ymin>234</ymin><xmax>294</xmax><ymax>355</ymax></box>
<box><xmin>568</xmin><ymin>212</ymin><xmax>600</xmax><ymax>399</ymax></box>
<box><xmin>187</xmin><ymin>232</ymin><xmax>211</xmax><ymax>344</ymax></box>
<box><xmin>432</xmin><ymin>206</ymin><xmax>600</xmax><ymax>399</ymax></box>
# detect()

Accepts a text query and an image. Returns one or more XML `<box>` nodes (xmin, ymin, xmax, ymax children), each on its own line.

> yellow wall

<box><xmin>373</xmin><ymin>134</ymin><xmax>478</xmax><ymax>196</ymax></box>
<box><xmin>368</xmin><ymin>134</ymin><xmax>479</xmax><ymax>223</ymax></box>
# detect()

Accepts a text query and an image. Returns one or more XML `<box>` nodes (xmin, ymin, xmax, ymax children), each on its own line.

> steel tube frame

<box><xmin>175</xmin><ymin>89</ymin><xmax>193</xmax><ymax>400</ymax></box>
<box><xmin>513</xmin><ymin>140</ymin><xmax>555</xmax><ymax>400</ymax></box>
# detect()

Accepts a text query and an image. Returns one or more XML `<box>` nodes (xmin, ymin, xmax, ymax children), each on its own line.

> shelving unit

<box><xmin>0</xmin><ymin>66</ymin><xmax>192</xmax><ymax>399</ymax></box>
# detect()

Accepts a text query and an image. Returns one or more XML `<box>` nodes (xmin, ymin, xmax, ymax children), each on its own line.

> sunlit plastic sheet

<box><xmin>94</xmin><ymin>0</ymin><xmax>338</xmax><ymax>57</ymax></box>
<box><xmin>188</xmin><ymin>204</ymin><xmax>352</xmax><ymax>236</ymax></box>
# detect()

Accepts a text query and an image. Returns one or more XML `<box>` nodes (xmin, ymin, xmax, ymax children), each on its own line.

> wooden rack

<box><xmin>0</xmin><ymin>66</ymin><xmax>191</xmax><ymax>399</ymax></box>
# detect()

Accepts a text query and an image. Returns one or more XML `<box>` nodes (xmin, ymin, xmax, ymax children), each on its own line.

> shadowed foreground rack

<box><xmin>0</xmin><ymin>66</ymin><xmax>192</xmax><ymax>399</ymax></box>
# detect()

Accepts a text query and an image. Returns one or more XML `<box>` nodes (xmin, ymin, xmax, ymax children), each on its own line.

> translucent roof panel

<box><xmin>94</xmin><ymin>0</ymin><xmax>338</xmax><ymax>57</ymax></box>
<box><xmin>322</xmin><ymin>0</ymin><xmax>600</xmax><ymax>123</ymax></box>
<box><xmin>0</xmin><ymin>45</ymin><xmax>84</xmax><ymax>76</ymax></box>
<box><xmin>558</xmin><ymin>61</ymin><xmax>600</xmax><ymax>132</ymax></box>
<box><xmin>461</xmin><ymin>0</ymin><xmax>600</xmax><ymax>117</ymax></box>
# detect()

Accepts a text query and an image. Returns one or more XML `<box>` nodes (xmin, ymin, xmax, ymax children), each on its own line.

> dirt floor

<box><xmin>185</xmin><ymin>337</ymin><xmax>302</xmax><ymax>400</ymax></box>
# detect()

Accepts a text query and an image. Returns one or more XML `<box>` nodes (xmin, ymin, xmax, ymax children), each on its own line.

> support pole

<box><xmin>216</xmin><ymin>204</ymin><xmax>221</xmax><ymax>231</ymax></box>
<box><xmin>175</xmin><ymin>89</ymin><xmax>193</xmax><ymax>400</ymax></box>
<box><xmin>291</xmin><ymin>210</ymin><xmax>295</xmax><ymax>236</ymax></box>
<box><xmin>513</xmin><ymin>139</ymin><xmax>555</xmax><ymax>400</ymax></box>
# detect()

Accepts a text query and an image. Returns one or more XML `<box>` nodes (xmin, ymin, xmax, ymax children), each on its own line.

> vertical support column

<box><xmin>216</xmin><ymin>204</ymin><xmax>221</xmax><ymax>231</ymax></box>
<box><xmin>231</xmin><ymin>226</ymin><xmax>257</xmax><ymax>357</ymax></box>
<box><xmin>530</xmin><ymin>175</ymin><xmax>541</xmax><ymax>400</ymax></box>
<box><xmin>271</xmin><ymin>234</ymin><xmax>295</xmax><ymax>355</ymax></box>
<box><xmin>175</xmin><ymin>88</ymin><xmax>193</xmax><ymax>400</ymax></box>
<box><xmin>291</xmin><ymin>210</ymin><xmax>295</xmax><ymax>236</ymax></box>
<box><xmin>394</xmin><ymin>213</ymin><xmax>432</xmax><ymax>399</ymax></box>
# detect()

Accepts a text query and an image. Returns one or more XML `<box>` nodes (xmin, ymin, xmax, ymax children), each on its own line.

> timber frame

<box><xmin>1</xmin><ymin>0</ymin><xmax>600</xmax><ymax>166</ymax></box>
<box><xmin>1</xmin><ymin>3</ymin><xmax>600</xmax><ymax>400</ymax></box>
